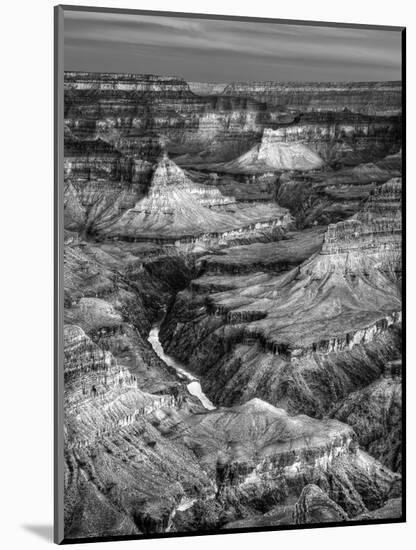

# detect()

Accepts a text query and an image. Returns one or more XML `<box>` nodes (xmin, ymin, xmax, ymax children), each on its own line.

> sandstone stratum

<box><xmin>63</xmin><ymin>71</ymin><xmax>403</xmax><ymax>538</ymax></box>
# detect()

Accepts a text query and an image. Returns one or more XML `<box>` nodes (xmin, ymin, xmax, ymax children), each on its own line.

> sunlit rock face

<box><xmin>168</xmin><ymin>398</ymin><xmax>356</xmax><ymax>481</ymax></box>
<box><xmin>63</xmin><ymin>129</ymin><xmax>160</xmax><ymax>235</ymax></box>
<box><xmin>331</xmin><ymin>363</ymin><xmax>402</xmax><ymax>472</ymax></box>
<box><xmin>222</xmin><ymin>128</ymin><xmax>324</xmax><ymax>172</ymax></box>
<box><xmin>222</xmin><ymin>81</ymin><xmax>402</xmax><ymax>115</ymax></box>
<box><xmin>63</xmin><ymin>73</ymin><xmax>402</xmax><ymax>240</ymax></box>
<box><xmin>63</xmin><ymin>70</ymin><xmax>403</xmax><ymax>537</ymax></box>
<box><xmin>293</xmin><ymin>484</ymin><xmax>349</xmax><ymax>524</ymax></box>
<box><xmin>105</xmin><ymin>154</ymin><xmax>293</xmax><ymax>243</ymax></box>
<box><xmin>62</xmin><ymin>235</ymin><xmax>401</xmax><ymax>538</ymax></box>
<box><xmin>203</xmin><ymin>113</ymin><xmax>401</xmax><ymax>173</ymax></box>
<box><xmin>195</xmin><ymin>226</ymin><xmax>326</xmax><ymax>275</ymax></box>
<box><xmin>63</xmin><ymin>325</ymin><xmax>213</xmax><ymax>539</ymax></box>
<box><xmin>275</xmin><ymin>151</ymin><xmax>402</xmax><ymax>228</ymax></box>
<box><xmin>63</xmin><ymin>237</ymin><xmax>215</xmax><ymax>539</ymax></box>
<box><xmin>163</xmin><ymin>399</ymin><xmax>399</xmax><ymax>530</ymax></box>
<box><xmin>355</xmin><ymin>498</ymin><xmax>402</xmax><ymax>520</ymax></box>
<box><xmin>161</xmin><ymin>179</ymin><xmax>402</xmax><ymax>416</ymax></box>
<box><xmin>188</xmin><ymin>82</ymin><xmax>228</xmax><ymax>95</ymax></box>
<box><xmin>64</xmin><ymin>74</ymin><xmax>401</xmax><ymax>170</ymax></box>
<box><xmin>64</xmin><ymin>72</ymin><xmax>283</xmax><ymax>162</ymax></box>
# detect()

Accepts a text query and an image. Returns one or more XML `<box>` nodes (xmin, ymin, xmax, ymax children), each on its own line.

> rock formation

<box><xmin>222</xmin><ymin>81</ymin><xmax>402</xmax><ymax>115</ymax></box>
<box><xmin>62</xmin><ymin>71</ymin><xmax>403</xmax><ymax>538</ymax></box>
<box><xmin>161</xmin><ymin>179</ymin><xmax>402</xmax><ymax>416</ymax></box>
<box><xmin>222</xmin><ymin>128</ymin><xmax>325</xmax><ymax>172</ymax></box>
<box><xmin>293</xmin><ymin>484</ymin><xmax>349</xmax><ymax>524</ymax></box>
<box><xmin>167</xmin><ymin>399</ymin><xmax>399</xmax><ymax>531</ymax></box>
<box><xmin>188</xmin><ymin>82</ymin><xmax>228</xmax><ymax>95</ymax></box>
<box><xmin>63</xmin><ymin>324</ymin><xmax>212</xmax><ymax>538</ymax></box>
<box><xmin>275</xmin><ymin>151</ymin><xmax>402</xmax><ymax>228</ymax></box>
<box><xmin>105</xmin><ymin>153</ymin><xmax>292</xmax><ymax>244</ymax></box>
<box><xmin>331</xmin><ymin>363</ymin><xmax>402</xmax><ymax>472</ymax></box>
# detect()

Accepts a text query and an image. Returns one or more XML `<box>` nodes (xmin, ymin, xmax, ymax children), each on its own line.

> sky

<box><xmin>64</xmin><ymin>10</ymin><xmax>402</xmax><ymax>82</ymax></box>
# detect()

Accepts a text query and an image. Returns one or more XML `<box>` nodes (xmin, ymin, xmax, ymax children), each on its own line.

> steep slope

<box><xmin>188</xmin><ymin>82</ymin><xmax>228</xmax><ymax>95</ymax></box>
<box><xmin>65</xmin><ymin>74</ymin><xmax>402</xmax><ymax>170</ymax></box>
<box><xmin>275</xmin><ymin>150</ymin><xmax>402</xmax><ymax>228</ymax></box>
<box><xmin>62</xmin><ymin>72</ymin><xmax>403</xmax><ymax>536</ymax></box>
<box><xmin>293</xmin><ymin>484</ymin><xmax>349</xmax><ymax>524</ymax></box>
<box><xmin>331</xmin><ymin>361</ymin><xmax>402</xmax><ymax>472</ymax></box>
<box><xmin>222</xmin><ymin>81</ymin><xmax>402</xmax><ymax>115</ymax></box>
<box><xmin>222</xmin><ymin>128</ymin><xmax>324</xmax><ymax>172</ymax></box>
<box><xmin>63</xmin><ymin>234</ymin><xmax>401</xmax><ymax>537</ymax></box>
<box><xmin>63</xmin><ymin>235</ymin><xmax>214</xmax><ymax>539</ymax></box>
<box><xmin>164</xmin><ymin>399</ymin><xmax>399</xmax><ymax>531</ymax></box>
<box><xmin>63</xmin><ymin>325</ymin><xmax>213</xmax><ymax>539</ymax></box>
<box><xmin>106</xmin><ymin>154</ymin><xmax>292</xmax><ymax>242</ymax></box>
<box><xmin>161</xmin><ymin>179</ymin><xmax>402</xmax><ymax>416</ymax></box>
<box><xmin>64</xmin><ymin>72</ymin><xmax>281</xmax><ymax>163</ymax></box>
<box><xmin>195</xmin><ymin>227</ymin><xmax>326</xmax><ymax>275</ymax></box>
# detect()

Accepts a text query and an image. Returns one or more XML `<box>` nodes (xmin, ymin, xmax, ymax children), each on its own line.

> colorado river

<box><xmin>148</xmin><ymin>324</ymin><xmax>216</xmax><ymax>410</ymax></box>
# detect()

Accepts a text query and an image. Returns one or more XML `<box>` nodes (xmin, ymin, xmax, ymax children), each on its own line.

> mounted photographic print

<box><xmin>54</xmin><ymin>5</ymin><xmax>405</xmax><ymax>544</ymax></box>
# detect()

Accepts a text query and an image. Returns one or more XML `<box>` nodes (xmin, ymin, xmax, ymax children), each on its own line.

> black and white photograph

<box><xmin>56</xmin><ymin>5</ymin><xmax>404</xmax><ymax>543</ymax></box>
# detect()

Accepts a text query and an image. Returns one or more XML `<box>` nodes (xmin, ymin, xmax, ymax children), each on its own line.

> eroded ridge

<box><xmin>62</xmin><ymin>69</ymin><xmax>403</xmax><ymax>538</ymax></box>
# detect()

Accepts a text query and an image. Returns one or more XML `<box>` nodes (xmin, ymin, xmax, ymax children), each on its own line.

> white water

<box><xmin>148</xmin><ymin>324</ymin><xmax>216</xmax><ymax>410</ymax></box>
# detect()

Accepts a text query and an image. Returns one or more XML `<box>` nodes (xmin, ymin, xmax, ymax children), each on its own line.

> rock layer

<box><xmin>63</xmin><ymin>71</ymin><xmax>403</xmax><ymax>537</ymax></box>
<box><xmin>222</xmin><ymin>128</ymin><xmax>325</xmax><ymax>172</ymax></box>
<box><xmin>161</xmin><ymin>179</ymin><xmax>402</xmax><ymax>416</ymax></box>
<box><xmin>105</xmin><ymin>153</ymin><xmax>292</xmax><ymax>243</ymax></box>
<box><xmin>331</xmin><ymin>367</ymin><xmax>402</xmax><ymax>472</ymax></box>
<box><xmin>222</xmin><ymin>81</ymin><xmax>402</xmax><ymax>115</ymax></box>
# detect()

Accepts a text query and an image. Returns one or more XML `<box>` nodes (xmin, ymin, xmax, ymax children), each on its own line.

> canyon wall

<box><xmin>63</xmin><ymin>70</ymin><xmax>403</xmax><ymax>537</ymax></box>
<box><xmin>161</xmin><ymin>179</ymin><xmax>402</xmax><ymax>417</ymax></box>
<box><xmin>222</xmin><ymin>81</ymin><xmax>402</xmax><ymax>115</ymax></box>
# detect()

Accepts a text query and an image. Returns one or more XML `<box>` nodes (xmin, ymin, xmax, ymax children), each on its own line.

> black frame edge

<box><xmin>401</xmin><ymin>26</ymin><xmax>406</xmax><ymax>524</ymax></box>
<box><xmin>54</xmin><ymin>4</ymin><xmax>65</xmax><ymax>545</ymax></box>
<box><xmin>58</xmin><ymin>4</ymin><xmax>404</xmax><ymax>31</ymax></box>
<box><xmin>54</xmin><ymin>5</ymin><xmax>406</xmax><ymax>544</ymax></box>
<box><xmin>59</xmin><ymin>517</ymin><xmax>405</xmax><ymax>545</ymax></box>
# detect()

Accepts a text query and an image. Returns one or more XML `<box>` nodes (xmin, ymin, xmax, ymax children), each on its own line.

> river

<box><xmin>148</xmin><ymin>323</ymin><xmax>216</xmax><ymax>410</ymax></box>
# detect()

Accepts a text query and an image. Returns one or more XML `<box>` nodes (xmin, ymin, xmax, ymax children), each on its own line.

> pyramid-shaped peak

<box><xmin>241</xmin><ymin>398</ymin><xmax>288</xmax><ymax>416</ymax></box>
<box><xmin>257</xmin><ymin>128</ymin><xmax>324</xmax><ymax>170</ymax></box>
<box><xmin>151</xmin><ymin>153</ymin><xmax>189</xmax><ymax>188</ymax></box>
<box><xmin>222</xmin><ymin>128</ymin><xmax>324</xmax><ymax>172</ymax></box>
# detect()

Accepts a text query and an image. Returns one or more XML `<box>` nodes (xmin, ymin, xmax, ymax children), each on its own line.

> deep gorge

<box><xmin>62</xmin><ymin>71</ymin><xmax>403</xmax><ymax>538</ymax></box>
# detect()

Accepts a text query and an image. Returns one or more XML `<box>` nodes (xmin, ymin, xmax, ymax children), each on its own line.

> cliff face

<box><xmin>164</xmin><ymin>399</ymin><xmax>398</xmax><ymax>531</ymax></box>
<box><xmin>188</xmin><ymin>82</ymin><xmax>228</xmax><ymax>95</ymax></box>
<box><xmin>193</xmin><ymin>112</ymin><xmax>401</xmax><ymax>173</ymax></box>
<box><xmin>64</xmin><ymin>72</ymin><xmax>285</xmax><ymax>163</ymax></box>
<box><xmin>222</xmin><ymin>128</ymin><xmax>324</xmax><ymax>172</ymax></box>
<box><xmin>63</xmin><ymin>235</ymin><xmax>214</xmax><ymax>538</ymax></box>
<box><xmin>64</xmin><ymin>73</ymin><xmax>402</xmax><ymax>241</ymax></box>
<box><xmin>222</xmin><ymin>81</ymin><xmax>402</xmax><ymax>115</ymax></box>
<box><xmin>65</xmin><ymin>74</ymin><xmax>401</xmax><ymax>170</ymax></box>
<box><xmin>63</xmin><ymin>71</ymin><xmax>403</xmax><ymax>536</ymax></box>
<box><xmin>293</xmin><ymin>484</ymin><xmax>349</xmax><ymax>524</ymax></box>
<box><xmin>65</xmin><ymin>72</ymin><xmax>194</xmax><ymax>93</ymax></box>
<box><xmin>322</xmin><ymin>178</ymin><xmax>401</xmax><ymax>259</ymax></box>
<box><xmin>195</xmin><ymin>226</ymin><xmax>326</xmax><ymax>275</ymax></box>
<box><xmin>63</xmin><ymin>324</ymin><xmax>214</xmax><ymax>538</ymax></box>
<box><xmin>105</xmin><ymin>153</ymin><xmax>292</xmax><ymax>243</ymax></box>
<box><xmin>274</xmin><ymin>150</ymin><xmax>402</xmax><ymax>229</ymax></box>
<box><xmin>331</xmin><ymin>364</ymin><xmax>402</xmax><ymax>472</ymax></box>
<box><xmin>63</xmin><ymin>235</ymin><xmax>401</xmax><ymax>538</ymax></box>
<box><xmin>161</xmin><ymin>179</ymin><xmax>402</xmax><ymax>416</ymax></box>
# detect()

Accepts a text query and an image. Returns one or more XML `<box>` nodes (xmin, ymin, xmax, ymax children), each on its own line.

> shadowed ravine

<box><xmin>62</xmin><ymin>71</ymin><xmax>403</xmax><ymax>538</ymax></box>
<box><xmin>148</xmin><ymin>320</ymin><xmax>216</xmax><ymax>410</ymax></box>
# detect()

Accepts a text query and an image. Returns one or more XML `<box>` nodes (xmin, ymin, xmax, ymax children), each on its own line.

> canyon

<box><xmin>62</xmin><ymin>72</ymin><xmax>403</xmax><ymax>539</ymax></box>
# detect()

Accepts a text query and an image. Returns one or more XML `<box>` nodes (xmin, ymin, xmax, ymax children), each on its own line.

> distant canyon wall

<box><xmin>222</xmin><ymin>81</ymin><xmax>402</xmax><ymax>115</ymax></box>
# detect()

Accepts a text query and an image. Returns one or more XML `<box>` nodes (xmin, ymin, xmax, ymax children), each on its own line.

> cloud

<box><xmin>64</xmin><ymin>10</ymin><xmax>402</xmax><ymax>82</ymax></box>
